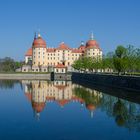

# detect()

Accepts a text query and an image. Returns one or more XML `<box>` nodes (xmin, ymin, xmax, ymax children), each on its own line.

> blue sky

<box><xmin>0</xmin><ymin>0</ymin><xmax>140</xmax><ymax>60</ymax></box>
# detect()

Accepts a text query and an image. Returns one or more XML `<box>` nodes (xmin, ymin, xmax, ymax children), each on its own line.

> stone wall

<box><xmin>72</xmin><ymin>72</ymin><xmax>140</xmax><ymax>92</ymax></box>
<box><xmin>0</xmin><ymin>73</ymin><xmax>51</xmax><ymax>80</ymax></box>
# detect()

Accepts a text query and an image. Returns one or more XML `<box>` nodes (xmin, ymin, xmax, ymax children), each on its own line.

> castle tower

<box><xmin>85</xmin><ymin>33</ymin><xmax>102</xmax><ymax>59</ymax></box>
<box><xmin>32</xmin><ymin>33</ymin><xmax>47</xmax><ymax>72</ymax></box>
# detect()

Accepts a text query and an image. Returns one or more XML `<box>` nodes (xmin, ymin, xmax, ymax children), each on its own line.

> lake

<box><xmin>0</xmin><ymin>80</ymin><xmax>140</xmax><ymax>140</ymax></box>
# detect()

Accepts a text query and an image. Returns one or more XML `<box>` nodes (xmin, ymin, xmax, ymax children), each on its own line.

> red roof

<box><xmin>57</xmin><ymin>99</ymin><xmax>69</xmax><ymax>107</ymax></box>
<box><xmin>32</xmin><ymin>37</ymin><xmax>46</xmax><ymax>48</ymax></box>
<box><xmin>54</xmin><ymin>64</ymin><xmax>67</xmax><ymax>68</ymax></box>
<box><xmin>25</xmin><ymin>48</ymin><xmax>32</xmax><ymax>56</ymax></box>
<box><xmin>72</xmin><ymin>49</ymin><xmax>83</xmax><ymax>53</ymax></box>
<box><xmin>86</xmin><ymin>40</ymin><xmax>100</xmax><ymax>49</ymax></box>
<box><xmin>32</xmin><ymin>102</ymin><xmax>45</xmax><ymax>113</ymax></box>
<box><xmin>86</xmin><ymin>104</ymin><xmax>96</xmax><ymax>111</ymax></box>
<box><xmin>57</xmin><ymin>42</ymin><xmax>71</xmax><ymax>50</ymax></box>
<box><xmin>25</xmin><ymin>92</ymin><xmax>32</xmax><ymax>101</ymax></box>
<box><xmin>78</xmin><ymin>45</ymin><xmax>85</xmax><ymax>51</ymax></box>
<box><xmin>47</xmin><ymin>48</ymin><xmax>55</xmax><ymax>52</ymax></box>
<box><xmin>46</xmin><ymin>96</ymin><xmax>55</xmax><ymax>100</ymax></box>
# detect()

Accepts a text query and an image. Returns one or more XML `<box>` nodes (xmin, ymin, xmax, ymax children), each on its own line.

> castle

<box><xmin>22</xmin><ymin>32</ymin><xmax>102</xmax><ymax>72</ymax></box>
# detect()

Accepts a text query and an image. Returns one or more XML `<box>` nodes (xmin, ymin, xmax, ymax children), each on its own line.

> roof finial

<box><xmin>38</xmin><ymin>29</ymin><xmax>41</xmax><ymax>38</ymax></box>
<box><xmin>90</xmin><ymin>32</ymin><xmax>94</xmax><ymax>40</ymax></box>
<box><xmin>60</xmin><ymin>41</ymin><xmax>65</xmax><ymax>45</ymax></box>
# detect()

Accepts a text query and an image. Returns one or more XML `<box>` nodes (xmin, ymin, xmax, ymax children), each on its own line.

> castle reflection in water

<box><xmin>21</xmin><ymin>80</ymin><xmax>103</xmax><ymax>119</ymax></box>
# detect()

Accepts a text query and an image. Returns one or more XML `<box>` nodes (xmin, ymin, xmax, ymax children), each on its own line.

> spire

<box><xmin>90</xmin><ymin>111</ymin><xmax>93</xmax><ymax>118</ymax></box>
<box><xmin>38</xmin><ymin>33</ymin><xmax>41</xmax><ymax>38</ymax></box>
<box><xmin>34</xmin><ymin>32</ymin><xmax>37</xmax><ymax>40</ymax></box>
<box><xmin>90</xmin><ymin>32</ymin><xmax>94</xmax><ymax>40</ymax></box>
<box><xmin>38</xmin><ymin>29</ymin><xmax>41</xmax><ymax>38</ymax></box>
<box><xmin>35</xmin><ymin>112</ymin><xmax>40</xmax><ymax>121</ymax></box>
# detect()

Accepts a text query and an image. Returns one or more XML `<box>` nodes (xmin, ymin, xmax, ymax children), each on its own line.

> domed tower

<box><xmin>86</xmin><ymin>104</ymin><xmax>96</xmax><ymax>118</ymax></box>
<box><xmin>32</xmin><ymin>33</ymin><xmax>47</xmax><ymax>72</ymax></box>
<box><xmin>85</xmin><ymin>33</ymin><xmax>102</xmax><ymax>59</ymax></box>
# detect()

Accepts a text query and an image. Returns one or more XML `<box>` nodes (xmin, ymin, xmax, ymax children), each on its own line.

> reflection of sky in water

<box><xmin>0</xmin><ymin>80</ymin><xmax>140</xmax><ymax>140</ymax></box>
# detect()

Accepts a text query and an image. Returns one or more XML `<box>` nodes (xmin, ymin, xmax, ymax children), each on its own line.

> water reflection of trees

<box><xmin>73</xmin><ymin>86</ymin><xmax>102</xmax><ymax>109</ymax></box>
<box><xmin>100</xmin><ymin>94</ymin><xmax>140</xmax><ymax>131</ymax></box>
<box><xmin>73</xmin><ymin>86</ymin><xmax>140</xmax><ymax>132</ymax></box>
<box><xmin>0</xmin><ymin>80</ymin><xmax>19</xmax><ymax>89</ymax></box>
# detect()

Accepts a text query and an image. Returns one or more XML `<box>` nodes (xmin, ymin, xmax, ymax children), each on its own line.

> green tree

<box><xmin>72</xmin><ymin>58</ymin><xmax>83</xmax><ymax>71</ymax></box>
<box><xmin>113</xmin><ymin>46</ymin><xmax>128</xmax><ymax>75</ymax></box>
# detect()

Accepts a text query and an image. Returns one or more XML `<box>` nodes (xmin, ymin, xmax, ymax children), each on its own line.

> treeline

<box><xmin>0</xmin><ymin>57</ymin><xmax>22</xmax><ymax>72</ymax></box>
<box><xmin>72</xmin><ymin>45</ymin><xmax>140</xmax><ymax>75</ymax></box>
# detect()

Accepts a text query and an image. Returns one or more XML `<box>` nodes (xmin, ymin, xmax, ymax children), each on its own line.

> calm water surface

<box><xmin>0</xmin><ymin>80</ymin><xmax>140</xmax><ymax>140</ymax></box>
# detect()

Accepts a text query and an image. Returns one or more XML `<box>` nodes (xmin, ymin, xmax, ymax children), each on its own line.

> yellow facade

<box><xmin>24</xmin><ymin>33</ymin><xmax>102</xmax><ymax>72</ymax></box>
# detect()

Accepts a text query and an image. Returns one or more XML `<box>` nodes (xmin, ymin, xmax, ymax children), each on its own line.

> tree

<box><xmin>0</xmin><ymin>57</ymin><xmax>23</xmax><ymax>72</ymax></box>
<box><xmin>113</xmin><ymin>46</ymin><xmax>128</xmax><ymax>75</ymax></box>
<box><xmin>72</xmin><ymin>58</ymin><xmax>83</xmax><ymax>71</ymax></box>
<box><xmin>102</xmin><ymin>52</ymin><xmax>114</xmax><ymax>72</ymax></box>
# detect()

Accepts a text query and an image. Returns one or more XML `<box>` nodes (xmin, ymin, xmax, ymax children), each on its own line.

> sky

<box><xmin>0</xmin><ymin>0</ymin><xmax>140</xmax><ymax>60</ymax></box>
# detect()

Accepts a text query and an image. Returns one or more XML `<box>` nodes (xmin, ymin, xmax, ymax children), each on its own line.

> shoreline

<box><xmin>0</xmin><ymin>73</ymin><xmax>140</xmax><ymax>92</ymax></box>
<box><xmin>72</xmin><ymin>72</ymin><xmax>140</xmax><ymax>92</ymax></box>
<box><xmin>0</xmin><ymin>73</ymin><xmax>51</xmax><ymax>80</ymax></box>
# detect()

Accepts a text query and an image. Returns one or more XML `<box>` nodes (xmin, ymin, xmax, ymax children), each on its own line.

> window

<box><xmin>62</xmin><ymin>69</ymin><xmax>64</xmax><ymax>72</ymax></box>
<box><xmin>36</xmin><ymin>69</ymin><xmax>38</xmax><ymax>71</ymax></box>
